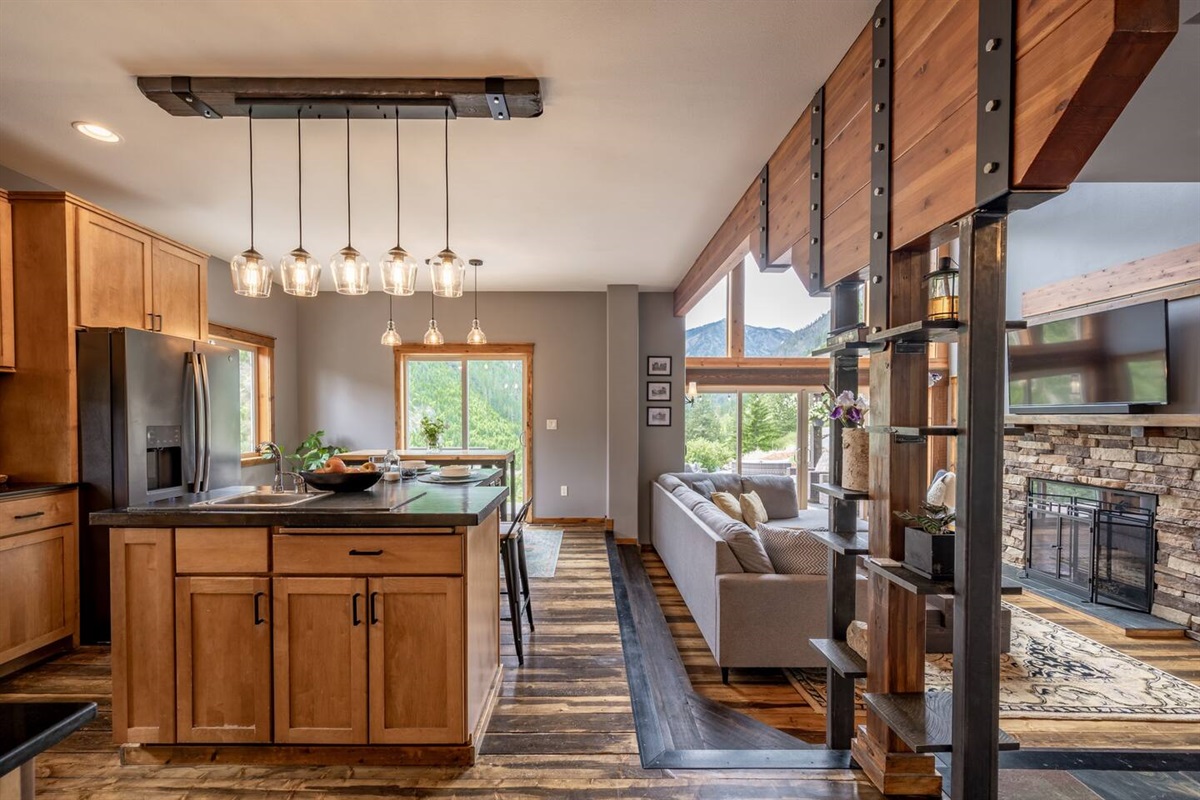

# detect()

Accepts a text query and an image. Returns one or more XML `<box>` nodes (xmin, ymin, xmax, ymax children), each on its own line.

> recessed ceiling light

<box><xmin>72</xmin><ymin>121</ymin><xmax>121</xmax><ymax>143</ymax></box>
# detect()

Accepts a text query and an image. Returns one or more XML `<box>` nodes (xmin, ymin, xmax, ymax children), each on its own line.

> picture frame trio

<box><xmin>646</xmin><ymin>356</ymin><xmax>672</xmax><ymax>426</ymax></box>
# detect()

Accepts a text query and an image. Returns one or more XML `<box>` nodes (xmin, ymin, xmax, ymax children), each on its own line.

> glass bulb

<box><xmin>423</xmin><ymin>319</ymin><xmax>444</xmax><ymax>346</ymax></box>
<box><xmin>330</xmin><ymin>246</ymin><xmax>370</xmax><ymax>295</ymax></box>
<box><xmin>380</xmin><ymin>319</ymin><xmax>403</xmax><ymax>347</ymax></box>
<box><xmin>380</xmin><ymin>246</ymin><xmax>418</xmax><ymax>295</ymax></box>
<box><xmin>466</xmin><ymin>319</ymin><xmax>487</xmax><ymax>345</ymax></box>
<box><xmin>429</xmin><ymin>249</ymin><xmax>465</xmax><ymax>298</ymax></box>
<box><xmin>230</xmin><ymin>248</ymin><xmax>273</xmax><ymax>298</ymax></box>
<box><xmin>281</xmin><ymin>248</ymin><xmax>321</xmax><ymax>297</ymax></box>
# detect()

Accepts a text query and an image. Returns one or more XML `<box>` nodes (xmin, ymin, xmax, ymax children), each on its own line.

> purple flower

<box><xmin>831</xmin><ymin>406</ymin><xmax>844</xmax><ymax>420</ymax></box>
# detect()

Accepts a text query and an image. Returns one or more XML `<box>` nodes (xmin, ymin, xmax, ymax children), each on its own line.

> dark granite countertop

<box><xmin>0</xmin><ymin>482</ymin><xmax>76</xmax><ymax>500</ymax></box>
<box><xmin>0</xmin><ymin>701</ymin><xmax>97</xmax><ymax>775</ymax></box>
<box><xmin>90</xmin><ymin>479</ymin><xmax>508</xmax><ymax>529</ymax></box>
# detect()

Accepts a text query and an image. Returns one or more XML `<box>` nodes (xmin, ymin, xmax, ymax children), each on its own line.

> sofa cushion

<box><xmin>741</xmin><ymin>475</ymin><xmax>799</xmax><ymax>519</ymax></box>
<box><xmin>757</xmin><ymin>523</ymin><xmax>827</xmax><ymax>575</ymax></box>
<box><xmin>672</xmin><ymin>472</ymin><xmax>743</xmax><ymax>496</ymax></box>
<box><xmin>739</xmin><ymin>490</ymin><xmax>768</xmax><ymax>528</ymax></box>
<box><xmin>657</xmin><ymin>474</ymin><xmax>686</xmax><ymax>493</ymax></box>
<box><xmin>711</xmin><ymin>491</ymin><xmax>744</xmax><ymax>522</ymax></box>
<box><xmin>671</xmin><ymin>486</ymin><xmax>709</xmax><ymax>513</ymax></box>
<box><xmin>694</xmin><ymin>503</ymin><xmax>774</xmax><ymax>574</ymax></box>
<box><xmin>693</xmin><ymin>479</ymin><xmax>717</xmax><ymax>499</ymax></box>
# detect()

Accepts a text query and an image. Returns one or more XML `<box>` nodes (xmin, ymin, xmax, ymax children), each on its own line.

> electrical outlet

<box><xmin>546</xmin><ymin>419</ymin><xmax>558</xmax><ymax>430</ymax></box>
<box><xmin>560</xmin><ymin>485</ymin><xmax>569</xmax><ymax>497</ymax></box>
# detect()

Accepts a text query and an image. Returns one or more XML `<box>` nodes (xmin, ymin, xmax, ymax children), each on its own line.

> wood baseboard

<box><xmin>529</xmin><ymin>516</ymin><xmax>610</xmax><ymax>529</ymax></box>
<box><xmin>120</xmin><ymin>742</ymin><xmax>476</xmax><ymax>767</ymax></box>
<box><xmin>0</xmin><ymin>636</ymin><xmax>73</xmax><ymax>680</ymax></box>
<box><xmin>470</xmin><ymin>664</ymin><xmax>503</xmax><ymax>750</ymax></box>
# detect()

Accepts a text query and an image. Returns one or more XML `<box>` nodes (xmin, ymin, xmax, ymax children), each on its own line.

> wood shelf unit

<box><xmin>812</xmin><ymin>482</ymin><xmax>869</xmax><ymax>501</ymax></box>
<box><xmin>865</xmin><ymin>425</ymin><xmax>1027</xmax><ymax>441</ymax></box>
<box><xmin>862</xmin><ymin>692</ymin><xmax>1019</xmax><ymax>754</ymax></box>
<box><xmin>865</xmin><ymin>559</ymin><xmax>1024</xmax><ymax>597</ymax></box>
<box><xmin>806</xmin><ymin>528</ymin><xmax>870</xmax><ymax>556</ymax></box>
<box><xmin>865</xmin><ymin>319</ymin><xmax>1025</xmax><ymax>345</ymax></box>
<box><xmin>811</xmin><ymin>340</ymin><xmax>884</xmax><ymax>357</ymax></box>
<box><xmin>810</xmin><ymin>639</ymin><xmax>867</xmax><ymax>679</ymax></box>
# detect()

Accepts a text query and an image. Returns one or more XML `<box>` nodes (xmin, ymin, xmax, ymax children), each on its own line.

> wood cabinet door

<box><xmin>273</xmin><ymin>577</ymin><xmax>368</xmax><ymax>744</ymax></box>
<box><xmin>152</xmin><ymin>239</ymin><xmax>206</xmax><ymax>341</ymax></box>
<box><xmin>0</xmin><ymin>192</ymin><xmax>14</xmax><ymax>370</ymax></box>
<box><xmin>0</xmin><ymin>525</ymin><xmax>73</xmax><ymax>664</ymax></box>
<box><xmin>368</xmin><ymin>576</ymin><xmax>465</xmax><ymax>744</ymax></box>
<box><xmin>77</xmin><ymin>208</ymin><xmax>153</xmax><ymax>330</ymax></box>
<box><xmin>175</xmin><ymin>576</ymin><xmax>271</xmax><ymax>743</ymax></box>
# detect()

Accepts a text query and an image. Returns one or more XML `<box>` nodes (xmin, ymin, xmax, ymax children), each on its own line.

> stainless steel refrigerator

<box><xmin>78</xmin><ymin>328</ymin><xmax>242</xmax><ymax>643</ymax></box>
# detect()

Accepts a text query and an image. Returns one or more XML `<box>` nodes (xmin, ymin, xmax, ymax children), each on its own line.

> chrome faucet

<box><xmin>258</xmin><ymin>441</ymin><xmax>286</xmax><ymax>493</ymax></box>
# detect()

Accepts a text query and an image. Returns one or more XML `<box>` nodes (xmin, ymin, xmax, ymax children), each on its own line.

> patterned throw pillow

<box><xmin>756</xmin><ymin>523</ymin><xmax>827</xmax><ymax>575</ymax></box>
<box><xmin>739</xmin><ymin>490</ymin><xmax>768</xmax><ymax>528</ymax></box>
<box><xmin>711</xmin><ymin>491</ymin><xmax>744</xmax><ymax>522</ymax></box>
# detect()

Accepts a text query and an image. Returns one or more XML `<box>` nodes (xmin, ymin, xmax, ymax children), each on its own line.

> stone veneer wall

<box><xmin>1002</xmin><ymin>425</ymin><xmax>1200</xmax><ymax>634</ymax></box>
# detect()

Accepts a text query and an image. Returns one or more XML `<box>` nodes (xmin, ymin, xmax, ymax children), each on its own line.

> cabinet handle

<box><xmin>147</xmin><ymin>312</ymin><xmax>155</xmax><ymax>330</ymax></box>
<box><xmin>352</xmin><ymin>592</ymin><xmax>363</xmax><ymax>626</ymax></box>
<box><xmin>348</xmin><ymin>549</ymin><xmax>384</xmax><ymax>557</ymax></box>
<box><xmin>156</xmin><ymin>314</ymin><xmax>164</xmax><ymax>332</ymax></box>
<box><xmin>369</xmin><ymin>591</ymin><xmax>380</xmax><ymax>625</ymax></box>
<box><xmin>13</xmin><ymin>511</ymin><xmax>45</xmax><ymax>520</ymax></box>
<box><xmin>253</xmin><ymin>591</ymin><xmax>266</xmax><ymax>625</ymax></box>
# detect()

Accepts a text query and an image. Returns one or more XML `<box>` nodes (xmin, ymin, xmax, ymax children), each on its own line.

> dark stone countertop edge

<box><xmin>0</xmin><ymin>482</ymin><xmax>77</xmax><ymax>500</ymax></box>
<box><xmin>0</xmin><ymin>702</ymin><xmax>97</xmax><ymax>775</ymax></box>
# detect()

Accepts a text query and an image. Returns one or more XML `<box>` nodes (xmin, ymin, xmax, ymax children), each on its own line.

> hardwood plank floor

<box><xmin>0</xmin><ymin>529</ymin><xmax>886</xmax><ymax>799</ymax></box>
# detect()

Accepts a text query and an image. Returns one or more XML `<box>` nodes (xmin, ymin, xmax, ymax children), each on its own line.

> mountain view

<box><xmin>686</xmin><ymin>310</ymin><xmax>830</xmax><ymax>357</ymax></box>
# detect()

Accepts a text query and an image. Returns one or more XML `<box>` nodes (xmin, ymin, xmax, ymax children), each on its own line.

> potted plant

<box><xmin>418</xmin><ymin>415</ymin><xmax>448</xmax><ymax>451</ymax></box>
<box><xmin>896</xmin><ymin>503</ymin><xmax>956</xmax><ymax>580</ymax></box>
<box><xmin>824</xmin><ymin>387</ymin><xmax>870</xmax><ymax>492</ymax></box>
<box><xmin>266</xmin><ymin>430</ymin><xmax>346</xmax><ymax>472</ymax></box>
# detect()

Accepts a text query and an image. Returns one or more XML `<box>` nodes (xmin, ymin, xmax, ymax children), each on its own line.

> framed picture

<box><xmin>647</xmin><ymin>406</ymin><xmax>671</xmax><ymax>427</ymax></box>
<box><xmin>646</xmin><ymin>381</ymin><xmax>672</xmax><ymax>402</ymax></box>
<box><xmin>647</xmin><ymin>356</ymin><xmax>672</xmax><ymax>376</ymax></box>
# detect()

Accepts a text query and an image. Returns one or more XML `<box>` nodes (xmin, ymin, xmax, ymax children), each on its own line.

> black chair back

<box><xmin>511</xmin><ymin>496</ymin><xmax>533</xmax><ymax>530</ymax></box>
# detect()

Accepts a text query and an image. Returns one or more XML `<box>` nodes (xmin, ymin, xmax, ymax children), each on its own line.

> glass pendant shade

<box><xmin>331</xmin><ymin>246</ymin><xmax>370</xmax><ymax>295</ymax></box>
<box><xmin>231</xmin><ymin>249</ymin><xmax>272</xmax><ymax>298</ymax></box>
<box><xmin>430</xmin><ymin>249</ymin><xmax>465</xmax><ymax>297</ymax></box>
<box><xmin>381</xmin><ymin>247</ymin><xmax>418</xmax><ymax>295</ymax></box>
<box><xmin>281</xmin><ymin>248</ymin><xmax>321</xmax><ymax>297</ymax></box>
<box><xmin>923</xmin><ymin>256</ymin><xmax>960</xmax><ymax>321</ymax></box>
<box><xmin>423</xmin><ymin>319</ymin><xmax>444</xmax><ymax>346</ymax></box>
<box><xmin>466</xmin><ymin>319</ymin><xmax>487</xmax><ymax>345</ymax></box>
<box><xmin>380</xmin><ymin>319</ymin><xmax>402</xmax><ymax>347</ymax></box>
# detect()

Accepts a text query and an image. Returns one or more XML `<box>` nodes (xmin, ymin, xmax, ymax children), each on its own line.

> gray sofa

<box><xmin>651</xmin><ymin>472</ymin><xmax>867</xmax><ymax>677</ymax></box>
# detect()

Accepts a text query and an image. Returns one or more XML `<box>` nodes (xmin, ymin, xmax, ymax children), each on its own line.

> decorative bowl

<box><xmin>300</xmin><ymin>470</ymin><xmax>383</xmax><ymax>493</ymax></box>
<box><xmin>400</xmin><ymin>460</ymin><xmax>427</xmax><ymax>470</ymax></box>
<box><xmin>439</xmin><ymin>465</ymin><xmax>471</xmax><ymax>478</ymax></box>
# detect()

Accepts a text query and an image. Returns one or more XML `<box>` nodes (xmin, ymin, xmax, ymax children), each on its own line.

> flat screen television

<box><xmin>1008</xmin><ymin>300</ymin><xmax>1169</xmax><ymax>413</ymax></box>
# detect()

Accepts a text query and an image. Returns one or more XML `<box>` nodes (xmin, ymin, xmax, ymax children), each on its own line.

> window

<box><xmin>208</xmin><ymin>323</ymin><xmax>274</xmax><ymax>463</ymax></box>
<box><xmin>685</xmin><ymin>274</ymin><xmax>728</xmax><ymax>357</ymax></box>
<box><xmin>743</xmin><ymin>257</ymin><xmax>830</xmax><ymax>357</ymax></box>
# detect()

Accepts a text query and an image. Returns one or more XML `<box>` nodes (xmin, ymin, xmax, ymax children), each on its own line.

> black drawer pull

<box><xmin>348</xmin><ymin>549</ymin><xmax>384</xmax><ymax>556</ymax></box>
<box><xmin>253</xmin><ymin>592</ymin><xmax>266</xmax><ymax>625</ymax></box>
<box><xmin>352</xmin><ymin>592</ymin><xmax>363</xmax><ymax>626</ymax></box>
<box><xmin>369</xmin><ymin>591</ymin><xmax>380</xmax><ymax>625</ymax></box>
<box><xmin>13</xmin><ymin>511</ymin><xmax>45</xmax><ymax>520</ymax></box>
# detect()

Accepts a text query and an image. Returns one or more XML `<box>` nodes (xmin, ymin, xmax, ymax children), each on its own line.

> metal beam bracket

<box><xmin>168</xmin><ymin>76</ymin><xmax>222</xmax><ymax>119</ymax></box>
<box><xmin>808</xmin><ymin>85</ymin><xmax>826</xmax><ymax>294</ymax></box>
<box><xmin>484</xmin><ymin>76</ymin><xmax>511</xmax><ymax>121</ymax></box>
<box><xmin>976</xmin><ymin>0</ymin><xmax>1015</xmax><ymax>208</ymax></box>
<box><xmin>868</xmin><ymin>0</ymin><xmax>892</xmax><ymax>332</ymax></box>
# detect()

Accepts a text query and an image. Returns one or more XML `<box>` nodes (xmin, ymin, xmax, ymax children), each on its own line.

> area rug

<box><xmin>517</xmin><ymin>528</ymin><xmax>563</xmax><ymax>578</ymax></box>
<box><xmin>787</xmin><ymin>602</ymin><xmax>1200</xmax><ymax>722</ymax></box>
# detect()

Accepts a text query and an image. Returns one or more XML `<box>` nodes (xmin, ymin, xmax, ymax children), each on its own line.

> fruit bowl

<box><xmin>300</xmin><ymin>470</ymin><xmax>383</xmax><ymax>493</ymax></box>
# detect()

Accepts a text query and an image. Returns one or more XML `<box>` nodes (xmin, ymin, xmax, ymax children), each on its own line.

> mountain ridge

<box><xmin>686</xmin><ymin>310</ymin><xmax>830</xmax><ymax>357</ymax></box>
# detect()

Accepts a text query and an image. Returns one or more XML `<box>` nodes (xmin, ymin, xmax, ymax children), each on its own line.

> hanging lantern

<box><xmin>230</xmin><ymin>110</ymin><xmax>272</xmax><ymax>298</ymax></box>
<box><xmin>924</xmin><ymin>257</ymin><xmax>959</xmax><ymax>321</ymax></box>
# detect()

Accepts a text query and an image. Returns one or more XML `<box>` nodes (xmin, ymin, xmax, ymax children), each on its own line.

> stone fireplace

<box><xmin>1003</xmin><ymin>424</ymin><xmax>1200</xmax><ymax>635</ymax></box>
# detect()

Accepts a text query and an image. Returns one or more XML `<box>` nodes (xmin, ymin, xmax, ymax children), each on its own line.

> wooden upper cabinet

<box><xmin>368</xmin><ymin>576</ymin><xmax>465</xmax><ymax>744</ymax></box>
<box><xmin>77</xmin><ymin>208</ymin><xmax>154</xmax><ymax>331</ymax></box>
<box><xmin>272</xmin><ymin>577</ymin><xmax>368</xmax><ymax>744</ymax></box>
<box><xmin>152</xmin><ymin>240</ymin><xmax>207</xmax><ymax>341</ymax></box>
<box><xmin>175</xmin><ymin>576</ymin><xmax>271</xmax><ymax>743</ymax></box>
<box><xmin>0</xmin><ymin>190</ymin><xmax>14</xmax><ymax>370</ymax></box>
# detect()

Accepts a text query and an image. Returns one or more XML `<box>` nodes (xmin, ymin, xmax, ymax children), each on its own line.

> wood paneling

<box><xmin>76</xmin><ymin>208</ymin><xmax>153</xmax><ymax>331</ymax></box>
<box><xmin>766</xmin><ymin>108</ymin><xmax>812</xmax><ymax>264</ymax></box>
<box><xmin>673</xmin><ymin>179</ymin><xmax>758</xmax><ymax>317</ymax></box>
<box><xmin>272</xmin><ymin>533</ymin><xmax>463</xmax><ymax>576</ymax></box>
<box><xmin>0</xmin><ymin>191</ymin><xmax>13</xmax><ymax>371</ymax></box>
<box><xmin>824</xmin><ymin>25</ymin><xmax>872</xmax><ymax>142</ymax></box>
<box><xmin>110</xmin><ymin>528</ymin><xmax>175</xmax><ymax>744</ymax></box>
<box><xmin>465</xmin><ymin>513</ymin><xmax>500</xmax><ymax>738</ymax></box>
<box><xmin>1021</xmin><ymin>242</ymin><xmax>1200</xmax><ymax>319</ymax></box>
<box><xmin>272</xmin><ymin>576</ymin><xmax>367</xmax><ymax>744</ymax></box>
<box><xmin>175</xmin><ymin>576</ymin><xmax>271</xmax><ymax>743</ymax></box>
<box><xmin>0</xmin><ymin>525</ymin><xmax>73</xmax><ymax>665</ymax></box>
<box><xmin>151</xmin><ymin>239</ymin><xmax>207</xmax><ymax>341</ymax></box>
<box><xmin>175</xmin><ymin>527</ymin><xmax>269</xmax><ymax>574</ymax></box>
<box><xmin>1013</xmin><ymin>0</ymin><xmax>1177</xmax><ymax>188</ymax></box>
<box><xmin>823</xmin><ymin>106</ymin><xmax>871</xmax><ymax>218</ymax></box>
<box><xmin>823</xmin><ymin>184</ymin><xmax>871</xmax><ymax>285</ymax></box>
<box><xmin>727</xmin><ymin>262</ymin><xmax>745</xmax><ymax>357</ymax></box>
<box><xmin>891</xmin><ymin>99</ymin><xmax>976</xmax><ymax>250</ymax></box>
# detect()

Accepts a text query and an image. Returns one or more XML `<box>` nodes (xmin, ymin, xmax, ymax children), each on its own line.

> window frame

<box><xmin>208</xmin><ymin>322</ymin><xmax>275</xmax><ymax>466</ymax></box>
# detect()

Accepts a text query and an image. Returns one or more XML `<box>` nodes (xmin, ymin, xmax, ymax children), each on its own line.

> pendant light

<box><xmin>423</xmin><ymin>289</ymin><xmax>444</xmax><ymax>345</ymax></box>
<box><xmin>230</xmin><ymin>109</ymin><xmax>272</xmax><ymax>298</ymax></box>
<box><xmin>381</xmin><ymin>108</ymin><xmax>418</xmax><ymax>296</ymax></box>
<box><xmin>429</xmin><ymin>107</ymin><xmax>465</xmax><ymax>298</ymax></box>
<box><xmin>466</xmin><ymin>258</ymin><xmax>487</xmax><ymax>345</ymax></box>
<box><xmin>281</xmin><ymin>111</ymin><xmax>321</xmax><ymax>297</ymax></box>
<box><xmin>330</xmin><ymin>110</ymin><xmax>369</xmax><ymax>295</ymax></box>
<box><xmin>380</xmin><ymin>293</ymin><xmax>403</xmax><ymax>347</ymax></box>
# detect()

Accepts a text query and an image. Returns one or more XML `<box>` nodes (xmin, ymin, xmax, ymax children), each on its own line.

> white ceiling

<box><xmin>0</xmin><ymin>0</ymin><xmax>875</xmax><ymax>292</ymax></box>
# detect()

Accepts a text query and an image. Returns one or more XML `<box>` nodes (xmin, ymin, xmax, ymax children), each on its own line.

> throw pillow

<box><xmin>927</xmin><ymin>471</ymin><xmax>956</xmax><ymax>508</ymax></box>
<box><xmin>693</xmin><ymin>504</ymin><xmax>774</xmax><ymax>573</ymax></box>
<box><xmin>693</xmin><ymin>479</ymin><xmax>717</xmax><ymax>499</ymax></box>
<box><xmin>739</xmin><ymin>490</ymin><xmax>768</xmax><ymax>528</ymax></box>
<box><xmin>756</xmin><ymin>522</ymin><xmax>827</xmax><ymax>575</ymax></box>
<box><xmin>711</xmin><ymin>491</ymin><xmax>744</xmax><ymax>522</ymax></box>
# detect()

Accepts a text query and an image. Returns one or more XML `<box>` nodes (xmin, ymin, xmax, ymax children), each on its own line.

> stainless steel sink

<box><xmin>191</xmin><ymin>490</ymin><xmax>322</xmax><ymax>509</ymax></box>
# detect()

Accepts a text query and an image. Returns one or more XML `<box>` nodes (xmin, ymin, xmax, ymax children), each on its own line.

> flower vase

<box><xmin>841</xmin><ymin>427</ymin><xmax>869</xmax><ymax>492</ymax></box>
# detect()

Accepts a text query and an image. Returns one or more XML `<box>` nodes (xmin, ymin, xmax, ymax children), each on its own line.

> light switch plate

<box><xmin>560</xmin><ymin>485</ymin><xmax>568</xmax><ymax>496</ymax></box>
<box><xmin>546</xmin><ymin>419</ymin><xmax>558</xmax><ymax>430</ymax></box>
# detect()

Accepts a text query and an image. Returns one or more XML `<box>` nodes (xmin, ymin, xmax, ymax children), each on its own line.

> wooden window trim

<box><xmin>208</xmin><ymin>322</ymin><xmax>275</xmax><ymax>465</ymax></box>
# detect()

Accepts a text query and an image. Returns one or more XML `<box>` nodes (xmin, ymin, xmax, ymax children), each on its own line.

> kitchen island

<box><xmin>92</xmin><ymin>480</ymin><xmax>507</xmax><ymax>766</ymax></box>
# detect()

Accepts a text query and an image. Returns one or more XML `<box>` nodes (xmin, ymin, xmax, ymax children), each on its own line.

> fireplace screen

<box><xmin>1025</xmin><ymin>479</ymin><xmax>1156</xmax><ymax>612</ymax></box>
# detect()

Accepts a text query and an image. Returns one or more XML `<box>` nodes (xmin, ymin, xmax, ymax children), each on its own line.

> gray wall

<box><xmin>1007</xmin><ymin>183</ymin><xmax>1200</xmax><ymax>414</ymax></box>
<box><xmin>606</xmin><ymin>286</ymin><xmax>640</xmax><ymax>537</ymax></box>
<box><xmin>296</xmin><ymin>290</ymin><xmax>609</xmax><ymax>519</ymax></box>
<box><xmin>637</xmin><ymin>292</ymin><xmax>685</xmax><ymax>541</ymax></box>
<box><xmin>205</xmin><ymin>257</ymin><xmax>302</xmax><ymax>485</ymax></box>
